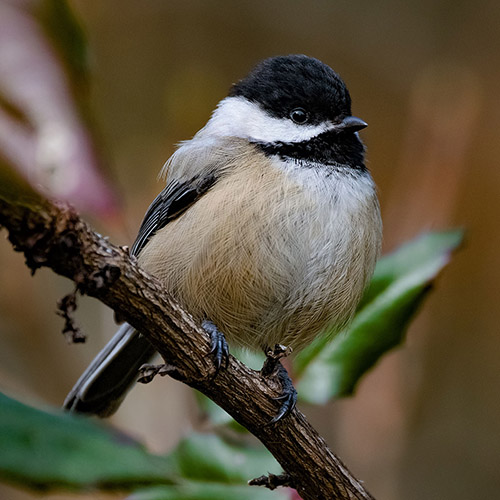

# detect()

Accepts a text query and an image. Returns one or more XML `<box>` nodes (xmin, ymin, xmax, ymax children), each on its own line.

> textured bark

<box><xmin>0</xmin><ymin>195</ymin><xmax>375</xmax><ymax>500</ymax></box>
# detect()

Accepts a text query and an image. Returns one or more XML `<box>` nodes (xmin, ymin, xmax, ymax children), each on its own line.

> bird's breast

<box><xmin>140</xmin><ymin>155</ymin><xmax>381</xmax><ymax>351</ymax></box>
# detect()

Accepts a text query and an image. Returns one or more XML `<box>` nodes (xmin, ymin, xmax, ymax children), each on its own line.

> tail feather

<box><xmin>63</xmin><ymin>323</ymin><xmax>156</xmax><ymax>417</ymax></box>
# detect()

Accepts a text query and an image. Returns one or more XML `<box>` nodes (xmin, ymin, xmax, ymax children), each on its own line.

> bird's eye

<box><xmin>290</xmin><ymin>108</ymin><xmax>308</xmax><ymax>124</ymax></box>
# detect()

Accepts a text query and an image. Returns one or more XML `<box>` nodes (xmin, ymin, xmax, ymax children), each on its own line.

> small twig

<box><xmin>56</xmin><ymin>288</ymin><xmax>86</xmax><ymax>343</ymax></box>
<box><xmin>137</xmin><ymin>363</ymin><xmax>181</xmax><ymax>384</ymax></box>
<box><xmin>249</xmin><ymin>472</ymin><xmax>295</xmax><ymax>490</ymax></box>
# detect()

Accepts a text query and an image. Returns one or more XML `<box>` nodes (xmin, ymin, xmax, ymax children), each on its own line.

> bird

<box><xmin>63</xmin><ymin>54</ymin><xmax>382</xmax><ymax>421</ymax></box>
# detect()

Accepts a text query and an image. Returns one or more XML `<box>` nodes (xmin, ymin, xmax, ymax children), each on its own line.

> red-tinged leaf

<box><xmin>0</xmin><ymin>1</ymin><xmax>119</xmax><ymax>219</ymax></box>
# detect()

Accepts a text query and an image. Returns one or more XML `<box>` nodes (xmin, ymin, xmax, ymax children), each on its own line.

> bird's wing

<box><xmin>130</xmin><ymin>135</ymin><xmax>251</xmax><ymax>257</ymax></box>
<box><xmin>130</xmin><ymin>173</ymin><xmax>217</xmax><ymax>257</ymax></box>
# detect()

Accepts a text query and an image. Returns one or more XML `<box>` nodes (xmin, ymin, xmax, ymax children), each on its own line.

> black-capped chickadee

<box><xmin>64</xmin><ymin>55</ymin><xmax>382</xmax><ymax>419</ymax></box>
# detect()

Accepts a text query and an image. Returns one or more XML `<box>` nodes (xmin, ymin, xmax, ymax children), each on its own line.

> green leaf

<box><xmin>0</xmin><ymin>393</ymin><xmax>282</xmax><ymax>497</ymax></box>
<box><xmin>129</xmin><ymin>482</ymin><xmax>288</xmax><ymax>500</ymax></box>
<box><xmin>0</xmin><ymin>392</ymin><xmax>174</xmax><ymax>490</ymax></box>
<box><xmin>130</xmin><ymin>433</ymin><xmax>285</xmax><ymax>500</ymax></box>
<box><xmin>166</xmin><ymin>433</ymin><xmax>281</xmax><ymax>484</ymax></box>
<box><xmin>295</xmin><ymin>230</ymin><xmax>463</xmax><ymax>403</ymax></box>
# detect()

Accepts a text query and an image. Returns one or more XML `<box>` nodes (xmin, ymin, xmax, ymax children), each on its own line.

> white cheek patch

<box><xmin>200</xmin><ymin>96</ymin><xmax>333</xmax><ymax>144</ymax></box>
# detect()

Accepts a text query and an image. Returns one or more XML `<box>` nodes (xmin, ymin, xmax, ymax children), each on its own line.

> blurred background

<box><xmin>1</xmin><ymin>1</ymin><xmax>499</xmax><ymax>499</ymax></box>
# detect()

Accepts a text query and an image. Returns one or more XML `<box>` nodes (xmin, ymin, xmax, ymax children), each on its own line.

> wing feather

<box><xmin>130</xmin><ymin>174</ymin><xmax>217</xmax><ymax>257</ymax></box>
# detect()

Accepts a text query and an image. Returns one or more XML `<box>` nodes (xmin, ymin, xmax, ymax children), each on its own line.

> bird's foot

<box><xmin>261</xmin><ymin>344</ymin><xmax>292</xmax><ymax>376</ymax></box>
<box><xmin>202</xmin><ymin>319</ymin><xmax>230</xmax><ymax>375</ymax></box>
<box><xmin>261</xmin><ymin>344</ymin><xmax>297</xmax><ymax>424</ymax></box>
<box><xmin>138</xmin><ymin>321</ymin><xmax>228</xmax><ymax>384</ymax></box>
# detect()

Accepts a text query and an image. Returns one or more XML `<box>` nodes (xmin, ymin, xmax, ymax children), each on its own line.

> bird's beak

<box><xmin>334</xmin><ymin>116</ymin><xmax>368</xmax><ymax>133</ymax></box>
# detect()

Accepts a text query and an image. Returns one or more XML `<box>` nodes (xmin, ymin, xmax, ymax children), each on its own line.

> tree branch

<box><xmin>0</xmin><ymin>193</ymin><xmax>375</xmax><ymax>500</ymax></box>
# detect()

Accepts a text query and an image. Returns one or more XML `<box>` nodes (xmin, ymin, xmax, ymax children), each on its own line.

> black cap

<box><xmin>229</xmin><ymin>55</ymin><xmax>352</xmax><ymax>126</ymax></box>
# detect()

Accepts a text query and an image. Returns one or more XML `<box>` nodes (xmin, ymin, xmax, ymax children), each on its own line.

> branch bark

<box><xmin>0</xmin><ymin>193</ymin><xmax>375</xmax><ymax>500</ymax></box>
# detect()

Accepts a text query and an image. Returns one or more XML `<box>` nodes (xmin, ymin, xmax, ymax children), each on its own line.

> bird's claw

<box><xmin>202</xmin><ymin>319</ymin><xmax>230</xmax><ymax>375</ymax></box>
<box><xmin>261</xmin><ymin>344</ymin><xmax>297</xmax><ymax>424</ymax></box>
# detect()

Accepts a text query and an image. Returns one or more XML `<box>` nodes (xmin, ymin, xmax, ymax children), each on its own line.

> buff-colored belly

<box><xmin>139</xmin><ymin>164</ymin><xmax>381</xmax><ymax>352</ymax></box>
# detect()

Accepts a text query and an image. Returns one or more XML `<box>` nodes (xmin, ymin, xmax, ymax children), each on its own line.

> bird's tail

<box><xmin>63</xmin><ymin>323</ymin><xmax>157</xmax><ymax>417</ymax></box>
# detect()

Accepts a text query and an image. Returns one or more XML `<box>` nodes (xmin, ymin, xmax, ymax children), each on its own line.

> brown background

<box><xmin>1</xmin><ymin>1</ymin><xmax>500</xmax><ymax>499</ymax></box>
